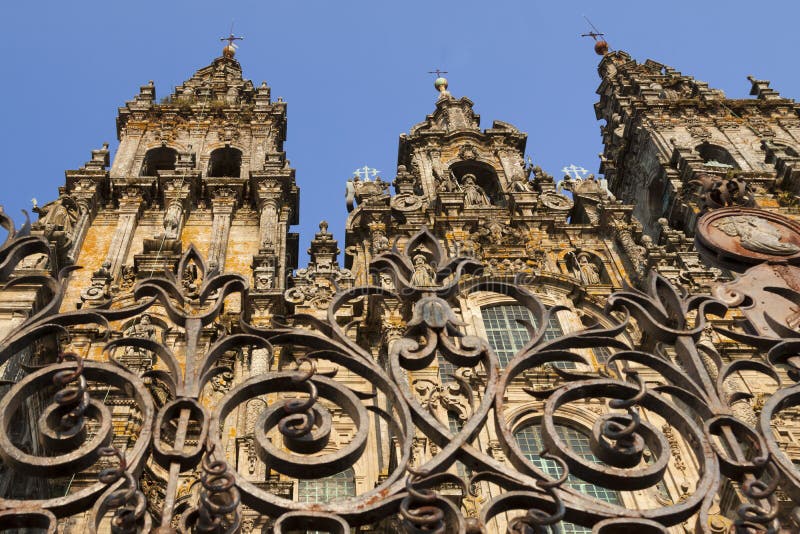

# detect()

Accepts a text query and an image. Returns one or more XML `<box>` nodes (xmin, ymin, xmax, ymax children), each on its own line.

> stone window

<box><xmin>480</xmin><ymin>305</ymin><xmax>566</xmax><ymax>368</ymax></box>
<box><xmin>208</xmin><ymin>147</ymin><xmax>242</xmax><ymax>177</ymax></box>
<box><xmin>696</xmin><ymin>142</ymin><xmax>739</xmax><ymax>169</ymax></box>
<box><xmin>297</xmin><ymin>468</ymin><xmax>355</xmax><ymax>503</ymax></box>
<box><xmin>141</xmin><ymin>147</ymin><xmax>177</xmax><ymax>176</ymax></box>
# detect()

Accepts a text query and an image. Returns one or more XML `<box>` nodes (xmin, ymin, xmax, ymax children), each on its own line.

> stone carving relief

<box><xmin>557</xmin><ymin>173</ymin><xmax>615</xmax><ymax>201</ymax></box>
<box><xmin>539</xmin><ymin>191</ymin><xmax>573</xmax><ymax>211</ymax></box>
<box><xmin>689</xmin><ymin>173</ymin><xmax>755</xmax><ymax>211</ymax></box>
<box><xmin>566</xmin><ymin>251</ymin><xmax>604</xmax><ymax>285</ymax></box>
<box><xmin>80</xmin><ymin>260</ymin><xmax>112</xmax><ymax>307</ymax></box>
<box><xmin>345</xmin><ymin>175</ymin><xmax>390</xmax><ymax>212</ymax></box>
<box><xmin>473</xmin><ymin>219</ymin><xmax>524</xmax><ymax>247</ymax></box>
<box><xmin>32</xmin><ymin>195</ymin><xmax>81</xmax><ymax>255</ymax></box>
<box><xmin>697</xmin><ymin>208</ymin><xmax>800</xmax><ymax>263</ymax></box>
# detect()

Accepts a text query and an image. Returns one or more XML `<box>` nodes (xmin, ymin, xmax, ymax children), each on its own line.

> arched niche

<box><xmin>696</xmin><ymin>142</ymin><xmax>740</xmax><ymax>169</ymax></box>
<box><xmin>141</xmin><ymin>147</ymin><xmax>178</xmax><ymax>176</ymax></box>
<box><xmin>208</xmin><ymin>147</ymin><xmax>242</xmax><ymax>178</ymax></box>
<box><xmin>449</xmin><ymin>160</ymin><xmax>502</xmax><ymax>205</ymax></box>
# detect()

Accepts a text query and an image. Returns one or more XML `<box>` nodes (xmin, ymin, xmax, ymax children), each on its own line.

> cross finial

<box><xmin>562</xmin><ymin>164</ymin><xmax>589</xmax><ymax>180</ymax></box>
<box><xmin>220</xmin><ymin>24</ymin><xmax>244</xmax><ymax>58</ymax></box>
<box><xmin>428</xmin><ymin>69</ymin><xmax>450</xmax><ymax>96</ymax></box>
<box><xmin>581</xmin><ymin>16</ymin><xmax>609</xmax><ymax>56</ymax></box>
<box><xmin>354</xmin><ymin>165</ymin><xmax>379</xmax><ymax>181</ymax></box>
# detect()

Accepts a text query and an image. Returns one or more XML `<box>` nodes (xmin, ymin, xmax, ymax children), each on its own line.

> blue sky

<box><xmin>2</xmin><ymin>1</ymin><xmax>799</xmax><ymax>263</ymax></box>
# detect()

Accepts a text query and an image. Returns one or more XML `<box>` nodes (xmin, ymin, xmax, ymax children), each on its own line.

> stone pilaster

<box><xmin>208</xmin><ymin>189</ymin><xmax>236</xmax><ymax>273</ymax></box>
<box><xmin>105</xmin><ymin>187</ymin><xmax>143</xmax><ymax>280</ymax></box>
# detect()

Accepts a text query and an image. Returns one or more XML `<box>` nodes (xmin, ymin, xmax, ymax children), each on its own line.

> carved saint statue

<box><xmin>122</xmin><ymin>313</ymin><xmax>158</xmax><ymax>360</ymax></box>
<box><xmin>163</xmin><ymin>201</ymin><xmax>183</xmax><ymax>239</ymax></box>
<box><xmin>713</xmin><ymin>215</ymin><xmax>800</xmax><ymax>256</ymax></box>
<box><xmin>574</xmin><ymin>252</ymin><xmax>601</xmax><ymax>285</ymax></box>
<box><xmin>508</xmin><ymin>160</ymin><xmax>534</xmax><ymax>192</ymax></box>
<box><xmin>462</xmin><ymin>174</ymin><xmax>490</xmax><ymax>207</ymax></box>
<box><xmin>410</xmin><ymin>254</ymin><xmax>437</xmax><ymax>287</ymax></box>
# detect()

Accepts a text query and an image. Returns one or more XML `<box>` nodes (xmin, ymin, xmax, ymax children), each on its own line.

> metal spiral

<box><xmin>279</xmin><ymin>357</ymin><xmax>318</xmax><ymax>440</ymax></box>
<box><xmin>507</xmin><ymin>451</ymin><xmax>567</xmax><ymax>534</ymax></box>
<box><xmin>735</xmin><ymin>460</ymin><xmax>779</xmax><ymax>533</ymax></box>
<box><xmin>399</xmin><ymin>468</ymin><xmax>446</xmax><ymax>534</ymax></box>
<box><xmin>593</xmin><ymin>371</ymin><xmax>647</xmax><ymax>468</ymax></box>
<box><xmin>52</xmin><ymin>352</ymin><xmax>89</xmax><ymax>432</ymax></box>
<box><xmin>195</xmin><ymin>443</ymin><xmax>241</xmax><ymax>534</ymax></box>
<box><xmin>98</xmin><ymin>446</ymin><xmax>147</xmax><ymax>534</ymax></box>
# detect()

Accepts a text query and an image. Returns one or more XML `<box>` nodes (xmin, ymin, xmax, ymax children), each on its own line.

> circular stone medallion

<box><xmin>696</xmin><ymin>207</ymin><xmax>800</xmax><ymax>264</ymax></box>
<box><xmin>540</xmin><ymin>191</ymin><xmax>573</xmax><ymax>211</ymax></box>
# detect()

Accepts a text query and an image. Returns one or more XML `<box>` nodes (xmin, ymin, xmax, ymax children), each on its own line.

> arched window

<box><xmin>208</xmin><ymin>147</ymin><xmax>242</xmax><ymax>177</ymax></box>
<box><xmin>696</xmin><ymin>143</ymin><xmax>739</xmax><ymax>169</ymax></box>
<box><xmin>515</xmin><ymin>423</ymin><xmax>621</xmax><ymax>533</ymax></box>
<box><xmin>480</xmin><ymin>304</ymin><xmax>565</xmax><ymax>368</ymax></box>
<box><xmin>297</xmin><ymin>468</ymin><xmax>355</xmax><ymax>503</ymax></box>
<box><xmin>141</xmin><ymin>147</ymin><xmax>178</xmax><ymax>176</ymax></box>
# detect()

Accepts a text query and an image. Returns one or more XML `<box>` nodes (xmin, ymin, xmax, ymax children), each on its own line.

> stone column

<box><xmin>105</xmin><ymin>188</ymin><xmax>143</xmax><ymax>280</ymax></box>
<box><xmin>208</xmin><ymin>189</ymin><xmax>236</xmax><ymax>273</ymax></box>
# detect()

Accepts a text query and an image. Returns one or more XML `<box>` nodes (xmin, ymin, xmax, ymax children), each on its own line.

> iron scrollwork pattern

<box><xmin>0</xmin><ymin>218</ymin><xmax>797</xmax><ymax>532</ymax></box>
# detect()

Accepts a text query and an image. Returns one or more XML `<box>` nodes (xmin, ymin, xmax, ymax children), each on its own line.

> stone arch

<box><xmin>141</xmin><ymin>146</ymin><xmax>178</xmax><ymax>176</ymax></box>
<box><xmin>695</xmin><ymin>142</ymin><xmax>740</xmax><ymax>169</ymax></box>
<box><xmin>207</xmin><ymin>146</ymin><xmax>243</xmax><ymax>178</ymax></box>
<box><xmin>448</xmin><ymin>159</ymin><xmax>502</xmax><ymax>205</ymax></box>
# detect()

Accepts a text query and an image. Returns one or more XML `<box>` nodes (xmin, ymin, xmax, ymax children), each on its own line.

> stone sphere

<box><xmin>595</xmin><ymin>40</ymin><xmax>609</xmax><ymax>56</ymax></box>
<box><xmin>434</xmin><ymin>77</ymin><xmax>448</xmax><ymax>91</ymax></box>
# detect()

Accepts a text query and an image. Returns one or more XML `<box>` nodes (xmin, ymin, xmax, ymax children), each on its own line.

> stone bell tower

<box><xmin>595</xmin><ymin>50</ymin><xmax>800</xmax><ymax>238</ymax></box>
<box><xmin>47</xmin><ymin>43</ymin><xmax>298</xmax><ymax>317</ymax></box>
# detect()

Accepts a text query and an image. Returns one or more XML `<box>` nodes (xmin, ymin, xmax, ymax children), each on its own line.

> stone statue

<box><xmin>122</xmin><ymin>313</ymin><xmax>158</xmax><ymax>360</ymax></box>
<box><xmin>410</xmin><ymin>254</ymin><xmax>437</xmax><ymax>287</ymax></box>
<box><xmin>713</xmin><ymin>215</ymin><xmax>800</xmax><ymax>256</ymax></box>
<box><xmin>574</xmin><ymin>252</ymin><xmax>601</xmax><ymax>284</ymax></box>
<box><xmin>163</xmin><ymin>201</ymin><xmax>183</xmax><ymax>239</ymax></box>
<box><xmin>33</xmin><ymin>196</ymin><xmax>80</xmax><ymax>245</ymax></box>
<box><xmin>438</xmin><ymin>169</ymin><xmax>460</xmax><ymax>193</ymax></box>
<box><xmin>462</xmin><ymin>174</ymin><xmax>490</xmax><ymax>207</ymax></box>
<box><xmin>508</xmin><ymin>160</ymin><xmax>534</xmax><ymax>192</ymax></box>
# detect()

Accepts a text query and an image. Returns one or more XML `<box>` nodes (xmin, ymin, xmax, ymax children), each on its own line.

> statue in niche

<box><xmin>572</xmin><ymin>252</ymin><xmax>602</xmax><ymax>285</ymax></box>
<box><xmin>462</xmin><ymin>174</ymin><xmax>490</xmax><ymax>207</ymax></box>
<box><xmin>163</xmin><ymin>201</ymin><xmax>183</xmax><ymax>239</ymax></box>
<box><xmin>122</xmin><ymin>313</ymin><xmax>158</xmax><ymax>362</ymax></box>
<box><xmin>713</xmin><ymin>215</ymin><xmax>800</xmax><ymax>256</ymax></box>
<box><xmin>410</xmin><ymin>254</ymin><xmax>437</xmax><ymax>287</ymax></box>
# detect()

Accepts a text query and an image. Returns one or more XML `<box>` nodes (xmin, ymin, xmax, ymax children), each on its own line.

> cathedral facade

<box><xmin>0</xmin><ymin>42</ymin><xmax>798</xmax><ymax>533</ymax></box>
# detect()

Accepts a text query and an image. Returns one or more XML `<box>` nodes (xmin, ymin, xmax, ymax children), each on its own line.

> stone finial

<box><xmin>747</xmin><ymin>75</ymin><xmax>780</xmax><ymax>100</ymax></box>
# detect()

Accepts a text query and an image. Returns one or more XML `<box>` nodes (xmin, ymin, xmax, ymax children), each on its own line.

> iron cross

<box><xmin>220</xmin><ymin>32</ymin><xmax>244</xmax><ymax>48</ymax></box>
<box><xmin>562</xmin><ymin>164</ymin><xmax>589</xmax><ymax>179</ymax></box>
<box><xmin>580</xmin><ymin>16</ymin><xmax>605</xmax><ymax>41</ymax></box>
<box><xmin>428</xmin><ymin>69</ymin><xmax>448</xmax><ymax>78</ymax></box>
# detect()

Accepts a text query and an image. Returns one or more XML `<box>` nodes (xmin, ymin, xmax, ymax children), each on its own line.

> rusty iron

<box><xmin>0</xmin><ymin>221</ymin><xmax>795</xmax><ymax>531</ymax></box>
